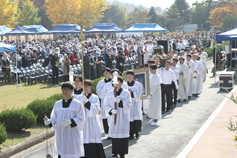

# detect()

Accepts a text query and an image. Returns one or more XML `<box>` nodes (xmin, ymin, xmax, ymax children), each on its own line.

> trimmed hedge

<box><xmin>92</xmin><ymin>77</ymin><xmax>104</xmax><ymax>94</ymax></box>
<box><xmin>26</xmin><ymin>94</ymin><xmax>63</xmax><ymax>124</ymax></box>
<box><xmin>0</xmin><ymin>109</ymin><xmax>37</xmax><ymax>132</ymax></box>
<box><xmin>0</xmin><ymin>124</ymin><xmax>7</xmax><ymax>144</ymax></box>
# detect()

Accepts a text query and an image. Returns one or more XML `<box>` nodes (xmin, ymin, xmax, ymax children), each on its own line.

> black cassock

<box><xmin>116</xmin><ymin>56</ymin><xmax>124</xmax><ymax>73</ymax></box>
<box><xmin>84</xmin><ymin>55</ymin><xmax>91</xmax><ymax>79</ymax></box>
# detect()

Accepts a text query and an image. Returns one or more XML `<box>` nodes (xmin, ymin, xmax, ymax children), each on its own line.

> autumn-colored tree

<box><xmin>78</xmin><ymin>0</ymin><xmax>109</xmax><ymax>29</ymax></box>
<box><xmin>0</xmin><ymin>0</ymin><xmax>18</xmax><ymax>28</ymax></box>
<box><xmin>18</xmin><ymin>0</ymin><xmax>41</xmax><ymax>25</ymax></box>
<box><xmin>209</xmin><ymin>3</ymin><xmax>237</xmax><ymax>28</ymax></box>
<box><xmin>45</xmin><ymin>0</ymin><xmax>108</xmax><ymax>28</ymax></box>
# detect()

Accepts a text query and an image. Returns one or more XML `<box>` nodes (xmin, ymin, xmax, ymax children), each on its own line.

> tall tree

<box><xmin>78</xmin><ymin>0</ymin><xmax>109</xmax><ymax>29</ymax></box>
<box><xmin>209</xmin><ymin>3</ymin><xmax>237</xmax><ymax>29</ymax></box>
<box><xmin>0</xmin><ymin>0</ymin><xmax>18</xmax><ymax>28</ymax></box>
<box><xmin>45</xmin><ymin>0</ymin><xmax>108</xmax><ymax>28</ymax></box>
<box><xmin>222</xmin><ymin>15</ymin><xmax>237</xmax><ymax>31</ymax></box>
<box><xmin>166</xmin><ymin>4</ymin><xmax>180</xmax><ymax>31</ymax></box>
<box><xmin>18</xmin><ymin>0</ymin><xmax>41</xmax><ymax>25</ymax></box>
<box><xmin>148</xmin><ymin>7</ymin><xmax>158</xmax><ymax>23</ymax></box>
<box><xmin>100</xmin><ymin>5</ymin><xmax>127</xmax><ymax>29</ymax></box>
<box><xmin>175</xmin><ymin>0</ymin><xmax>191</xmax><ymax>24</ymax></box>
<box><xmin>192</xmin><ymin>1</ymin><xmax>208</xmax><ymax>30</ymax></box>
<box><xmin>38</xmin><ymin>6</ymin><xmax>52</xmax><ymax>29</ymax></box>
<box><xmin>128</xmin><ymin>8</ymin><xmax>150</xmax><ymax>27</ymax></box>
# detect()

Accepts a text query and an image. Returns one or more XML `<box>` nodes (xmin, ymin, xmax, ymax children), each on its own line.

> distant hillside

<box><xmin>106</xmin><ymin>0</ymin><xmax>164</xmax><ymax>14</ymax></box>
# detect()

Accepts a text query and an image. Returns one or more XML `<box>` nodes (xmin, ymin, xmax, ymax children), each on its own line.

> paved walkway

<box><xmin>186</xmin><ymin>88</ymin><xmax>237</xmax><ymax>158</ymax></box>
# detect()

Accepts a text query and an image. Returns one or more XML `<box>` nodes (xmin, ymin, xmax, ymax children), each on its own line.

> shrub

<box><xmin>92</xmin><ymin>77</ymin><xmax>104</xmax><ymax>94</ymax></box>
<box><xmin>0</xmin><ymin>109</ymin><xmax>36</xmax><ymax>132</ymax></box>
<box><xmin>0</xmin><ymin>124</ymin><xmax>7</xmax><ymax>144</ymax></box>
<box><xmin>26</xmin><ymin>99</ymin><xmax>55</xmax><ymax>124</ymax></box>
<box><xmin>46</xmin><ymin>94</ymin><xmax>63</xmax><ymax>101</ymax></box>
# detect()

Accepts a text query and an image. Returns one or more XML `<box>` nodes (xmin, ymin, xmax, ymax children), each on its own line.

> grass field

<box><xmin>0</xmin><ymin>83</ymin><xmax>62</xmax><ymax>112</ymax></box>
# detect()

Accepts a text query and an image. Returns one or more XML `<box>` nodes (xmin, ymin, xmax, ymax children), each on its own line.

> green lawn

<box><xmin>0</xmin><ymin>83</ymin><xmax>62</xmax><ymax>112</ymax></box>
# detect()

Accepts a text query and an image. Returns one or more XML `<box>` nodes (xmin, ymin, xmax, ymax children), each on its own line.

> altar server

<box><xmin>125</xmin><ymin>70</ymin><xmax>143</xmax><ymax>139</ymax></box>
<box><xmin>104</xmin><ymin>76</ymin><xmax>132</xmax><ymax>158</ymax></box>
<box><xmin>44</xmin><ymin>82</ymin><xmax>86</xmax><ymax>158</ymax></box>
<box><xmin>77</xmin><ymin>80</ymin><xmax>106</xmax><ymax>158</ymax></box>
<box><xmin>147</xmin><ymin>65</ymin><xmax>162</xmax><ymax>126</ymax></box>
<box><xmin>96</xmin><ymin>67</ymin><xmax>112</xmax><ymax>135</ymax></box>
<box><xmin>177</xmin><ymin>57</ymin><xmax>189</xmax><ymax>102</ymax></box>
<box><xmin>72</xmin><ymin>75</ymin><xmax>83</xmax><ymax>99</ymax></box>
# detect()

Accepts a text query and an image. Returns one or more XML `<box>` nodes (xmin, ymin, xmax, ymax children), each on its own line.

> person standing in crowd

<box><xmin>125</xmin><ymin>70</ymin><xmax>143</xmax><ymax>139</ymax></box>
<box><xmin>116</xmin><ymin>51</ymin><xmax>125</xmax><ymax>74</ymax></box>
<box><xmin>186</xmin><ymin>54</ymin><xmax>194</xmax><ymax>99</ymax></box>
<box><xmin>21</xmin><ymin>50</ymin><xmax>27</xmax><ymax>68</ymax></box>
<box><xmin>161</xmin><ymin>60</ymin><xmax>178</xmax><ymax>114</ymax></box>
<box><xmin>43</xmin><ymin>82</ymin><xmax>86</xmax><ymax>158</ymax></box>
<box><xmin>177</xmin><ymin>57</ymin><xmax>189</xmax><ymax>102</ymax></box>
<box><xmin>26</xmin><ymin>50</ymin><xmax>32</xmax><ymax>67</ymax></box>
<box><xmin>69</xmin><ymin>52</ymin><xmax>76</xmax><ymax>65</ymax></box>
<box><xmin>171</xmin><ymin>58</ymin><xmax>180</xmax><ymax>107</ymax></box>
<box><xmin>104</xmin><ymin>76</ymin><xmax>132</xmax><ymax>158</ymax></box>
<box><xmin>63</xmin><ymin>54</ymin><xmax>71</xmax><ymax>82</ymax></box>
<box><xmin>1</xmin><ymin>53</ymin><xmax>11</xmax><ymax>84</ymax></box>
<box><xmin>76</xmin><ymin>80</ymin><xmax>106</xmax><ymax>158</ymax></box>
<box><xmin>143</xmin><ymin>46</ymin><xmax>149</xmax><ymax>64</ymax></box>
<box><xmin>192</xmin><ymin>54</ymin><xmax>202</xmax><ymax>97</ymax></box>
<box><xmin>95</xmin><ymin>53</ymin><xmax>102</xmax><ymax>78</ymax></box>
<box><xmin>96</xmin><ymin>68</ymin><xmax>112</xmax><ymax>137</ymax></box>
<box><xmin>104</xmin><ymin>48</ymin><xmax>112</xmax><ymax>69</ymax></box>
<box><xmin>147</xmin><ymin>65</ymin><xmax>162</xmax><ymax>126</ymax></box>
<box><xmin>51</xmin><ymin>51</ymin><xmax>60</xmax><ymax>85</ymax></box>
<box><xmin>84</xmin><ymin>51</ymin><xmax>91</xmax><ymax>80</ymax></box>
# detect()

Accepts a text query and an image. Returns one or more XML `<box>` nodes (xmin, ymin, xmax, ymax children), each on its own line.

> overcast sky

<box><xmin>109</xmin><ymin>0</ymin><xmax>202</xmax><ymax>9</ymax></box>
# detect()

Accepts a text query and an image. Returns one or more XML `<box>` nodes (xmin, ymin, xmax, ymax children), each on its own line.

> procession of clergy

<box><xmin>43</xmin><ymin>45</ymin><xmax>208</xmax><ymax>158</ymax></box>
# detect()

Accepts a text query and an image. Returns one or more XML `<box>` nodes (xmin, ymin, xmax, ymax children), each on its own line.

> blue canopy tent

<box><xmin>22</xmin><ymin>25</ymin><xmax>48</xmax><ymax>34</ymax></box>
<box><xmin>47</xmin><ymin>24</ymin><xmax>85</xmax><ymax>34</ymax></box>
<box><xmin>6</xmin><ymin>26</ymin><xmax>47</xmax><ymax>35</ymax></box>
<box><xmin>0</xmin><ymin>43</ymin><xmax>16</xmax><ymax>52</ymax></box>
<box><xmin>125</xmin><ymin>23</ymin><xmax>167</xmax><ymax>32</ymax></box>
<box><xmin>0</xmin><ymin>26</ymin><xmax>12</xmax><ymax>36</ymax></box>
<box><xmin>86</xmin><ymin>23</ymin><xmax>124</xmax><ymax>33</ymax></box>
<box><xmin>216</xmin><ymin>27</ymin><xmax>237</xmax><ymax>41</ymax></box>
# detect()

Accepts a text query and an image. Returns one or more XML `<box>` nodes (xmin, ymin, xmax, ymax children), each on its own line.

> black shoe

<box><xmin>188</xmin><ymin>96</ymin><xmax>191</xmax><ymax>99</ymax></box>
<box><xmin>162</xmin><ymin>111</ymin><xmax>165</xmax><ymax>114</ymax></box>
<box><xmin>183</xmin><ymin>99</ymin><xmax>186</xmax><ymax>102</ymax></box>
<box><xmin>135</xmin><ymin>133</ymin><xmax>140</xmax><ymax>139</ymax></box>
<box><xmin>129</xmin><ymin>135</ymin><xmax>134</xmax><ymax>140</ymax></box>
<box><xmin>111</xmin><ymin>154</ymin><xmax>118</xmax><ymax>157</ymax></box>
<box><xmin>177</xmin><ymin>99</ymin><xmax>181</xmax><ymax>103</ymax></box>
<box><xmin>166</xmin><ymin>108</ymin><xmax>170</xmax><ymax>112</ymax></box>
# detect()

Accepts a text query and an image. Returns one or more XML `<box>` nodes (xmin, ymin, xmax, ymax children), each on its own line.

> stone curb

<box><xmin>0</xmin><ymin>130</ymin><xmax>54</xmax><ymax>158</ymax></box>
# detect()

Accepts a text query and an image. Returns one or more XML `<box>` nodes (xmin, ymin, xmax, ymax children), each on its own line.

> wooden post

<box><xmin>114</xmin><ymin>85</ymin><xmax>117</xmax><ymax>125</ymax></box>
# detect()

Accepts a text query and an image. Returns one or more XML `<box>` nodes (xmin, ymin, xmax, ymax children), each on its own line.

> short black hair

<box><xmin>173</xmin><ymin>58</ymin><xmax>178</xmax><ymax>62</ymax></box>
<box><xmin>126</xmin><ymin>70</ymin><xmax>134</xmax><ymax>75</ymax></box>
<box><xmin>144</xmin><ymin>63</ymin><xmax>148</xmax><ymax>67</ymax></box>
<box><xmin>187</xmin><ymin>54</ymin><xmax>192</xmax><ymax>58</ymax></box>
<box><xmin>150</xmin><ymin>64</ymin><xmax>157</xmax><ymax>70</ymax></box>
<box><xmin>74</xmin><ymin>75</ymin><xmax>82</xmax><ymax>82</ymax></box>
<box><xmin>61</xmin><ymin>82</ymin><xmax>74</xmax><ymax>90</ymax></box>
<box><xmin>118</xmin><ymin>76</ymin><xmax>123</xmax><ymax>83</ymax></box>
<box><xmin>84</xmin><ymin>80</ymin><xmax>93</xmax><ymax>87</ymax></box>
<box><xmin>103</xmin><ymin>67</ymin><xmax>111</xmax><ymax>73</ymax></box>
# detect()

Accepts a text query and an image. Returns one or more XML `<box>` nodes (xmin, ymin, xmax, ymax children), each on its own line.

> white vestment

<box><xmin>192</xmin><ymin>60</ymin><xmax>202</xmax><ymax>94</ymax></box>
<box><xmin>75</xmin><ymin>94</ymin><xmax>102</xmax><ymax>144</ymax></box>
<box><xmin>104</xmin><ymin>89</ymin><xmax>132</xmax><ymax>138</ymax></box>
<box><xmin>178</xmin><ymin>63</ymin><xmax>189</xmax><ymax>100</ymax></box>
<box><xmin>125</xmin><ymin>81</ymin><xmax>143</xmax><ymax>122</ymax></box>
<box><xmin>147</xmin><ymin>73</ymin><xmax>162</xmax><ymax>120</ymax></box>
<box><xmin>50</xmin><ymin>99</ymin><xmax>86</xmax><ymax>158</ymax></box>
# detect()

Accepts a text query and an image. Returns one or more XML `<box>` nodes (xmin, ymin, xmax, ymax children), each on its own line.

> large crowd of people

<box><xmin>0</xmin><ymin>32</ymin><xmax>212</xmax><ymax>85</ymax></box>
<box><xmin>38</xmin><ymin>33</ymin><xmax>211</xmax><ymax>158</ymax></box>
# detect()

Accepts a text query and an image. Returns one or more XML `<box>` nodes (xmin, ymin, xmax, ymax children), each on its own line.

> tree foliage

<box><xmin>45</xmin><ymin>0</ymin><xmax>108</xmax><ymax>28</ymax></box>
<box><xmin>100</xmin><ymin>5</ymin><xmax>127</xmax><ymax>29</ymax></box>
<box><xmin>0</xmin><ymin>0</ymin><xmax>18</xmax><ymax>28</ymax></box>
<box><xmin>175</xmin><ymin>0</ymin><xmax>191</xmax><ymax>24</ymax></box>
<box><xmin>127</xmin><ymin>8</ymin><xmax>150</xmax><ymax>27</ymax></box>
<box><xmin>222</xmin><ymin>15</ymin><xmax>237</xmax><ymax>31</ymax></box>
<box><xmin>209</xmin><ymin>3</ymin><xmax>237</xmax><ymax>28</ymax></box>
<box><xmin>38</xmin><ymin>6</ymin><xmax>52</xmax><ymax>29</ymax></box>
<box><xmin>78</xmin><ymin>0</ymin><xmax>109</xmax><ymax>29</ymax></box>
<box><xmin>166</xmin><ymin>4</ymin><xmax>180</xmax><ymax>31</ymax></box>
<box><xmin>192</xmin><ymin>1</ymin><xmax>209</xmax><ymax>30</ymax></box>
<box><xmin>148</xmin><ymin>7</ymin><xmax>158</xmax><ymax>23</ymax></box>
<box><xmin>18</xmin><ymin>0</ymin><xmax>41</xmax><ymax>25</ymax></box>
